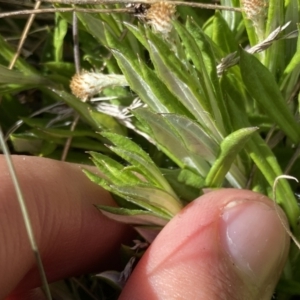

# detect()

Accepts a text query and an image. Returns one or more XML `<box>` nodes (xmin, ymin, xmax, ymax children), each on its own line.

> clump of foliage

<box><xmin>0</xmin><ymin>0</ymin><xmax>300</xmax><ymax>298</ymax></box>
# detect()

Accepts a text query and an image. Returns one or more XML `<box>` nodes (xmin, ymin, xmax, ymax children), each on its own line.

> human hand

<box><xmin>0</xmin><ymin>155</ymin><xmax>289</xmax><ymax>299</ymax></box>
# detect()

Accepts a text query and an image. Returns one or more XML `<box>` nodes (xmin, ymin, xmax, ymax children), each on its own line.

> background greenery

<box><xmin>0</xmin><ymin>0</ymin><xmax>300</xmax><ymax>298</ymax></box>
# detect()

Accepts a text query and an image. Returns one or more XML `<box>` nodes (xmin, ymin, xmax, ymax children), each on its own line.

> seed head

<box><xmin>145</xmin><ymin>2</ymin><xmax>177</xmax><ymax>36</ymax></box>
<box><xmin>242</xmin><ymin>0</ymin><xmax>268</xmax><ymax>20</ymax></box>
<box><xmin>129</xmin><ymin>1</ymin><xmax>176</xmax><ymax>36</ymax></box>
<box><xmin>70</xmin><ymin>71</ymin><xmax>128</xmax><ymax>101</ymax></box>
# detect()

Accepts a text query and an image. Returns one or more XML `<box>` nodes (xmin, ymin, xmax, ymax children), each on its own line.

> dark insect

<box><xmin>126</xmin><ymin>3</ymin><xmax>151</xmax><ymax>16</ymax></box>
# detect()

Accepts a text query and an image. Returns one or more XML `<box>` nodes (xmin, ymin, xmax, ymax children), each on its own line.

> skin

<box><xmin>0</xmin><ymin>155</ymin><xmax>290</xmax><ymax>300</ymax></box>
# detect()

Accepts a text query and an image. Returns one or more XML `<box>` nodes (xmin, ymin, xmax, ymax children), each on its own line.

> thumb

<box><xmin>120</xmin><ymin>189</ymin><xmax>290</xmax><ymax>300</ymax></box>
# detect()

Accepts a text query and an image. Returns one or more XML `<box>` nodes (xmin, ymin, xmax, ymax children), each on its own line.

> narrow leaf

<box><xmin>212</xmin><ymin>11</ymin><xmax>238</xmax><ymax>54</ymax></box>
<box><xmin>89</xmin><ymin>151</ymin><xmax>142</xmax><ymax>185</ymax></box>
<box><xmin>134</xmin><ymin>109</ymin><xmax>212</xmax><ymax>176</ymax></box>
<box><xmin>54</xmin><ymin>14</ymin><xmax>68</xmax><ymax>62</ymax></box>
<box><xmin>206</xmin><ymin>127</ymin><xmax>258</xmax><ymax>187</ymax></box>
<box><xmin>111</xmin><ymin>50</ymin><xmax>172</xmax><ymax>113</ymax></box>
<box><xmin>96</xmin><ymin>206</ymin><xmax>169</xmax><ymax>226</ymax></box>
<box><xmin>113</xmin><ymin>186</ymin><xmax>182</xmax><ymax>216</ymax></box>
<box><xmin>239</xmin><ymin>48</ymin><xmax>300</xmax><ymax>143</ymax></box>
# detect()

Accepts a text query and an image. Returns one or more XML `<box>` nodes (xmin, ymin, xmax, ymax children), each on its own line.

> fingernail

<box><xmin>220</xmin><ymin>199</ymin><xmax>290</xmax><ymax>295</ymax></box>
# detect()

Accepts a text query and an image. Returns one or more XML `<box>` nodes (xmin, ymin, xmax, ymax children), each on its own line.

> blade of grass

<box><xmin>0</xmin><ymin>127</ymin><xmax>52</xmax><ymax>300</ymax></box>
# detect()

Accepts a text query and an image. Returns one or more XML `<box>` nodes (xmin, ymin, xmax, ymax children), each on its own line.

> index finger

<box><xmin>0</xmin><ymin>155</ymin><xmax>133</xmax><ymax>298</ymax></box>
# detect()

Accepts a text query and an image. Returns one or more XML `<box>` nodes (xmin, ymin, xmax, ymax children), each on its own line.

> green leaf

<box><xmin>104</xmin><ymin>23</ymin><xmax>138</xmax><ymax>68</ymax></box>
<box><xmin>84</xmin><ymin>169</ymin><xmax>153</xmax><ymax>212</ymax></box>
<box><xmin>112</xmin><ymin>147</ymin><xmax>171</xmax><ymax>189</ymax></box>
<box><xmin>134</xmin><ymin>109</ymin><xmax>213</xmax><ymax>176</ymax></box>
<box><xmin>206</xmin><ymin>127</ymin><xmax>258</xmax><ymax>187</ymax></box>
<box><xmin>76</xmin><ymin>12</ymin><xmax>106</xmax><ymax>44</ymax></box>
<box><xmin>39</xmin><ymin>141</ymin><xmax>57</xmax><ymax>157</ymax></box>
<box><xmin>0</xmin><ymin>34</ymin><xmax>37</xmax><ymax>74</ymax></box>
<box><xmin>96</xmin><ymin>205</ymin><xmax>169</xmax><ymax>226</ymax></box>
<box><xmin>112</xmin><ymin>185</ymin><xmax>182</xmax><ymax>216</ymax></box>
<box><xmin>186</xmin><ymin>17</ymin><xmax>222</xmax><ymax>80</ymax></box>
<box><xmin>266</xmin><ymin>0</ymin><xmax>283</xmax><ymax>37</ymax></box>
<box><xmin>0</xmin><ymin>84</ymin><xmax>27</xmax><ymax>95</ymax></box>
<box><xmin>136</xmin><ymin>109</ymin><xmax>246</xmax><ymax>187</ymax></box>
<box><xmin>54</xmin><ymin>14</ymin><xmax>68</xmax><ymax>62</ymax></box>
<box><xmin>161</xmin><ymin>168</ymin><xmax>200</xmax><ymax>201</ymax></box>
<box><xmin>283</xmin><ymin>38</ymin><xmax>300</xmax><ymax>75</ymax></box>
<box><xmin>31</xmin><ymin>127</ymin><xmax>102</xmax><ymax>140</ymax></box>
<box><xmin>220</xmin><ymin>0</ymin><xmax>242</xmax><ymax>32</ymax></box>
<box><xmin>177</xmin><ymin>169</ymin><xmax>205</xmax><ymax>190</ymax></box>
<box><xmin>174</xmin><ymin>19</ymin><xmax>229</xmax><ymax>135</ymax></box>
<box><xmin>43</xmin><ymin>62</ymin><xmax>75</xmax><ymax>77</ymax></box>
<box><xmin>0</xmin><ymin>67</ymin><xmax>122</xmax><ymax>134</ymax></box>
<box><xmin>101</xmin><ymin>132</ymin><xmax>178</xmax><ymax>198</ymax></box>
<box><xmin>212</xmin><ymin>11</ymin><xmax>238</xmax><ymax>54</ymax></box>
<box><xmin>89</xmin><ymin>109</ymin><xmax>125</xmax><ymax>135</ymax></box>
<box><xmin>114</xmin><ymin>191</ymin><xmax>173</xmax><ymax>218</ymax></box>
<box><xmin>240</xmin><ymin>2</ymin><xmax>258</xmax><ymax>46</ymax></box>
<box><xmin>280</xmin><ymin>24</ymin><xmax>300</xmax><ymax>100</ymax></box>
<box><xmin>89</xmin><ymin>151</ymin><xmax>142</xmax><ymax>185</ymax></box>
<box><xmin>30</xmin><ymin>129</ymin><xmax>107</xmax><ymax>152</ymax></box>
<box><xmin>247</xmin><ymin>134</ymin><xmax>300</xmax><ymax>232</ymax></box>
<box><xmin>85</xmin><ymin>166</ymin><xmax>175</xmax><ymax>218</ymax></box>
<box><xmin>10</xmin><ymin>134</ymin><xmax>44</xmax><ymax>154</ymax></box>
<box><xmin>264</xmin><ymin>0</ymin><xmax>285</xmax><ymax>73</ymax></box>
<box><xmin>124</xmin><ymin>23</ymin><xmax>149</xmax><ymax>50</ymax></box>
<box><xmin>239</xmin><ymin>48</ymin><xmax>300</xmax><ymax>143</ymax></box>
<box><xmin>46</xmin><ymin>88</ymin><xmax>99</xmax><ymax>129</ymax></box>
<box><xmin>225</xmin><ymin>96</ymin><xmax>300</xmax><ymax>232</ymax></box>
<box><xmin>146</xmin><ymin>30</ymin><xmax>223</xmax><ymax>140</ymax></box>
<box><xmin>111</xmin><ymin>49</ymin><xmax>182</xmax><ymax>113</ymax></box>
<box><xmin>284</xmin><ymin>1</ymin><xmax>300</xmax><ymax>62</ymax></box>
<box><xmin>138</xmin><ymin>58</ymin><xmax>191</xmax><ymax>115</ymax></box>
<box><xmin>101</xmin><ymin>132</ymin><xmax>154</xmax><ymax>165</ymax></box>
<box><xmin>0</xmin><ymin>65</ymin><xmax>48</xmax><ymax>86</ymax></box>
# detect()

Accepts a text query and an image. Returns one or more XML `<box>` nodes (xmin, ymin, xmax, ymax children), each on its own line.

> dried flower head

<box><xmin>70</xmin><ymin>71</ymin><xmax>128</xmax><ymax>101</ymax></box>
<box><xmin>241</xmin><ymin>0</ymin><xmax>268</xmax><ymax>41</ymax></box>
<box><xmin>242</xmin><ymin>0</ymin><xmax>268</xmax><ymax>20</ymax></box>
<box><xmin>131</xmin><ymin>2</ymin><xmax>176</xmax><ymax>36</ymax></box>
<box><xmin>145</xmin><ymin>2</ymin><xmax>176</xmax><ymax>35</ymax></box>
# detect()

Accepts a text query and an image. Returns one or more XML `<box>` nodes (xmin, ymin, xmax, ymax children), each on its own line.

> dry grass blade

<box><xmin>0</xmin><ymin>7</ymin><xmax>133</xmax><ymax>18</ymax></box>
<box><xmin>273</xmin><ymin>175</ymin><xmax>300</xmax><ymax>250</ymax></box>
<box><xmin>0</xmin><ymin>127</ymin><xmax>52</xmax><ymax>300</ymax></box>
<box><xmin>61</xmin><ymin>12</ymin><xmax>81</xmax><ymax>162</ymax></box>
<box><xmin>9</xmin><ymin>1</ymin><xmax>42</xmax><ymax>68</ymax></box>
<box><xmin>0</xmin><ymin>0</ymin><xmax>242</xmax><ymax>18</ymax></box>
<box><xmin>1</xmin><ymin>0</ymin><xmax>243</xmax><ymax>11</ymax></box>
<box><xmin>0</xmin><ymin>1</ymin><xmax>52</xmax><ymax>298</ymax></box>
<box><xmin>0</xmin><ymin>0</ymin><xmax>34</xmax><ymax>6</ymax></box>
<box><xmin>37</xmin><ymin>0</ymin><xmax>242</xmax><ymax>11</ymax></box>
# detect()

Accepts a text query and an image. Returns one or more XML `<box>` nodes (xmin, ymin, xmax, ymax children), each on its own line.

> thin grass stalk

<box><xmin>0</xmin><ymin>127</ymin><xmax>52</xmax><ymax>300</ymax></box>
